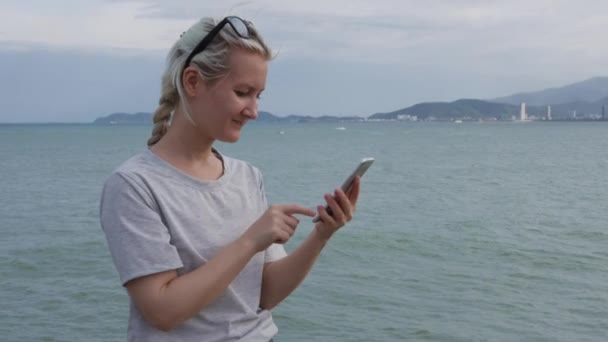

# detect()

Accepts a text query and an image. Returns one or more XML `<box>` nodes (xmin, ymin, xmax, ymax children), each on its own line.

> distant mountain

<box><xmin>257</xmin><ymin>111</ymin><xmax>282</xmax><ymax>121</ymax></box>
<box><xmin>253</xmin><ymin>112</ymin><xmax>364</xmax><ymax>123</ymax></box>
<box><xmin>93</xmin><ymin>111</ymin><xmax>364</xmax><ymax>125</ymax></box>
<box><xmin>94</xmin><ymin>77</ymin><xmax>608</xmax><ymax>124</ymax></box>
<box><xmin>549</xmin><ymin>96</ymin><xmax>608</xmax><ymax>117</ymax></box>
<box><xmin>93</xmin><ymin>112</ymin><xmax>152</xmax><ymax>125</ymax></box>
<box><xmin>369</xmin><ymin>77</ymin><xmax>608</xmax><ymax>121</ymax></box>
<box><xmin>369</xmin><ymin>99</ymin><xmax>544</xmax><ymax>121</ymax></box>
<box><xmin>275</xmin><ymin>114</ymin><xmax>364</xmax><ymax>123</ymax></box>
<box><xmin>369</xmin><ymin>97</ymin><xmax>608</xmax><ymax>121</ymax></box>
<box><xmin>490</xmin><ymin>76</ymin><xmax>608</xmax><ymax>106</ymax></box>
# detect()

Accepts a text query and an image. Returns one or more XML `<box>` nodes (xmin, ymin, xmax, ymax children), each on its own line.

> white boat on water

<box><xmin>335</xmin><ymin>126</ymin><xmax>346</xmax><ymax>130</ymax></box>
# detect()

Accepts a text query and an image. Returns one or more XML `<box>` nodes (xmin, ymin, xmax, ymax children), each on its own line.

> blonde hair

<box><xmin>147</xmin><ymin>17</ymin><xmax>272</xmax><ymax>147</ymax></box>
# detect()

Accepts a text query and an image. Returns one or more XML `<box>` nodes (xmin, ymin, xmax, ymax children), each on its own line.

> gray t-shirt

<box><xmin>99</xmin><ymin>149</ymin><xmax>286</xmax><ymax>342</ymax></box>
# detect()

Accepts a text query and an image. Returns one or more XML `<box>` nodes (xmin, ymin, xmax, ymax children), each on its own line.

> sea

<box><xmin>1</xmin><ymin>121</ymin><xmax>607</xmax><ymax>341</ymax></box>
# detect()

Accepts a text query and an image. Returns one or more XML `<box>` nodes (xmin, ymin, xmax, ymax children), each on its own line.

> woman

<box><xmin>100</xmin><ymin>16</ymin><xmax>361</xmax><ymax>342</ymax></box>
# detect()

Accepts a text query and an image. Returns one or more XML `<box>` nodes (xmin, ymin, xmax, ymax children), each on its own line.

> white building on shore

<box><xmin>520</xmin><ymin>102</ymin><xmax>528</xmax><ymax>121</ymax></box>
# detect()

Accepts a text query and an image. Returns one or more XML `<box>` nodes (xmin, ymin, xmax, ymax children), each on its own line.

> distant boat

<box><xmin>454</xmin><ymin>120</ymin><xmax>463</xmax><ymax>124</ymax></box>
<box><xmin>279</xmin><ymin>130</ymin><xmax>285</xmax><ymax>134</ymax></box>
<box><xmin>335</xmin><ymin>127</ymin><xmax>346</xmax><ymax>130</ymax></box>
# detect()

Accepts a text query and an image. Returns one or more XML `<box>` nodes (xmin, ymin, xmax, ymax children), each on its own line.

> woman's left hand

<box><xmin>314</xmin><ymin>176</ymin><xmax>361</xmax><ymax>240</ymax></box>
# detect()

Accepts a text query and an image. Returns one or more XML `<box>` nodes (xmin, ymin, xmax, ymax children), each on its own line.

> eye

<box><xmin>235</xmin><ymin>90</ymin><xmax>248</xmax><ymax>97</ymax></box>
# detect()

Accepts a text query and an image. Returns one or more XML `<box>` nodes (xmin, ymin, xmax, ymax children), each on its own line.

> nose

<box><xmin>242</xmin><ymin>99</ymin><xmax>258</xmax><ymax>120</ymax></box>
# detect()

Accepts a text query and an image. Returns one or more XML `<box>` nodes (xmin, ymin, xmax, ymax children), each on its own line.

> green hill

<box><xmin>93</xmin><ymin>112</ymin><xmax>152</xmax><ymax>125</ymax></box>
<box><xmin>94</xmin><ymin>77</ymin><xmax>608</xmax><ymax>123</ymax></box>
<box><xmin>491</xmin><ymin>76</ymin><xmax>608</xmax><ymax>106</ymax></box>
<box><xmin>369</xmin><ymin>99</ymin><xmax>544</xmax><ymax>121</ymax></box>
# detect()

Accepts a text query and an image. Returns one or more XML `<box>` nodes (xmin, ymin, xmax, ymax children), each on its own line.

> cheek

<box><xmin>203</xmin><ymin>89</ymin><xmax>247</xmax><ymax>122</ymax></box>
<box><xmin>204</xmin><ymin>93</ymin><xmax>231</xmax><ymax>116</ymax></box>
<box><xmin>222</xmin><ymin>95</ymin><xmax>247</xmax><ymax>114</ymax></box>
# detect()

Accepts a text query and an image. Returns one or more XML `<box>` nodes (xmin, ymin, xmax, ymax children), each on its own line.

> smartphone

<box><xmin>312</xmin><ymin>157</ymin><xmax>375</xmax><ymax>223</ymax></box>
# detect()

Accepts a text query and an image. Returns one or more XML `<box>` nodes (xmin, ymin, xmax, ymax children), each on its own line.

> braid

<box><xmin>147</xmin><ymin>87</ymin><xmax>177</xmax><ymax>147</ymax></box>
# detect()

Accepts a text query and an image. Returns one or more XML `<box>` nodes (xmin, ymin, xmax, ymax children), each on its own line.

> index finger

<box><xmin>275</xmin><ymin>204</ymin><xmax>316</xmax><ymax>217</ymax></box>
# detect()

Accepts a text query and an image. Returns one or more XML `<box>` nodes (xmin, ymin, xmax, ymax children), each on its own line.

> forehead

<box><xmin>224</xmin><ymin>48</ymin><xmax>268</xmax><ymax>88</ymax></box>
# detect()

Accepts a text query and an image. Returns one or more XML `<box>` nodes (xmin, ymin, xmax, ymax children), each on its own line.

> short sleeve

<box><xmin>99</xmin><ymin>172</ymin><xmax>183</xmax><ymax>286</ymax></box>
<box><xmin>257</xmin><ymin>169</ymin><xmax>288</xmax><ymax>263</ymax></box>
<box><xmin>265</xmin><ymin>243</ymin><xmax>288</xmax><ymax>263</ymax></box>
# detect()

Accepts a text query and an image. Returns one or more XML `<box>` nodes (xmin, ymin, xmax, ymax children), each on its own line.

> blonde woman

<box><xmin>100</xmin><ymin>16</ymin><xmax>360</xmax><ymax>342</ymax></box>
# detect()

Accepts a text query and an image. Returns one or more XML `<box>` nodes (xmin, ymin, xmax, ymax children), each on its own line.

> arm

<box><xmin>126</xmin><ymin>237</ymin><xmax>258</xmax><ymax>332</ymax></box>
<box><xmin>260</xmin><ymin>228</ymin><xmax>329</xmax><ymax>310</ymax></box>
<box><xmin>260</xmin><ymin>177</ymin><xmax>361</xmax><ymax>310</ymax></box>
<box><xmin>125</xmin><ymin>204</ymin><xmax>315</xmax><ymax>332</ymax></box>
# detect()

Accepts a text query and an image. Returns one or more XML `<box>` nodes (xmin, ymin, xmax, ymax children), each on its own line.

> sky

<box><xmin>1</xmin><ymin>0</ymin><xmax>607</xmax><ymax>123</ymax></box>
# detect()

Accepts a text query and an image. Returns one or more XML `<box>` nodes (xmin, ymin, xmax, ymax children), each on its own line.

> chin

<box><xmin>218</xmin><ymin>132</ymin><xmax>241</xmax><ymax>143</ymax></box>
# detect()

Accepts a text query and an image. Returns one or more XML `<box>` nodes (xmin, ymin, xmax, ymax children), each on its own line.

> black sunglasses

<box><xmin>182</xmin><ymin>16</ymin><xmax>253</xmax><ymax>77</ymax></box>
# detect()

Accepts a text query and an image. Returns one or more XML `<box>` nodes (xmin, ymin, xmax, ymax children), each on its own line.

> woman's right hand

<box><xmin>242</xmin><ymin>205</ymin><xmax>316</xmax><ymax>252</ymax></box>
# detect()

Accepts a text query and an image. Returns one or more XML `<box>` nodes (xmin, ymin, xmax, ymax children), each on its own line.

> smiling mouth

<box><xmin>232</xmin><ymin>119</ymin><xmax>245</xmax><ymax>127</ymax></box>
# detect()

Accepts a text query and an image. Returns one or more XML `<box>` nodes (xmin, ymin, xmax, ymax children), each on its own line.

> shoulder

<box><xmin>109</xmin><ymin>149</ymin><xmax>175</xmax><ymax>184</ymax></box>
<box><xmin>102</xmin><ymin>151</ymin><xmax>159</xmax><ymax>199</ymax></box>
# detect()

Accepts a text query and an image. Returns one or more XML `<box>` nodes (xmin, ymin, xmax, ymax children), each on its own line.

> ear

<box><xmin>182</xmin><ymin>66</ymin><xmax>204</xmax><ymax>97</ymax></box>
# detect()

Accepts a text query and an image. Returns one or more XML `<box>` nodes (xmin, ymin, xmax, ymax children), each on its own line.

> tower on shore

<box><xmin>547</xmin><ymin>105</ymin><xmax>552</xmax><ymax>121</ymax></box>
<box><xmin>520</xmin><ymin>102</ymin><xmax>527</xmax><ymax>121</ymax></box>
<box><xmin>603</xmin><ymin>105</ymin><xmax>606</xmax><ymax>120</ymax></box>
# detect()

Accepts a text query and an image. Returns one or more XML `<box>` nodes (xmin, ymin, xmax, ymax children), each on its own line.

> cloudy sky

<box><xmin>1</xmin><ymin>0</ymin><xmax>607</xmax><ymax>122</ymax></box>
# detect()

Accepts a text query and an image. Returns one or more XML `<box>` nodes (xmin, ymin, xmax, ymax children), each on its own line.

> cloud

<box><xmin>90</xmin><ymin>0</ymin><xmax>608</xmax><ymax>69</ymax></box>
<box><xmin>1</xmin><ymin>1</ymin><xmax>607</xmax><ymax>122</ymax></box>
<box><xmin>0</xmin><ymin>1</ymin><xmax>189</xmax><ymax>50</ymax></box>
<box><xmin>4</xmin><ymin>0</ymin><xmax>608</xmax><ymax>67</ymax></box>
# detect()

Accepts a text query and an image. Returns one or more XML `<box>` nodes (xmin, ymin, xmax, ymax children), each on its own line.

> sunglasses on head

<box><xmin>182</xmin><ymin>16</ymin><xmax>253</xmax><ymax>77</ymax></box>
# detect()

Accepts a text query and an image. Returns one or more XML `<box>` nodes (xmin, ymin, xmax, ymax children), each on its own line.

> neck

<box><xmin>148</xmin><ymin>106</ymin><xmax>225</xmax><ymax>182</ymax></box>
<box><xmin>150</xmin><ymin>108</ymin><xmax>216</xmax><ymax>164</ymax></box>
